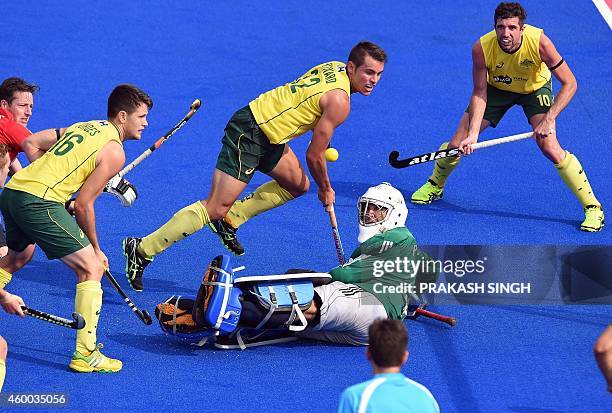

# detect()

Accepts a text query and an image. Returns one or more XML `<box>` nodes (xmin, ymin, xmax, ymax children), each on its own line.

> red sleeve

<box><xmin>0</xmin><ymin>119</ymin><xmax>31</xmax><ymax>160</ymax></box>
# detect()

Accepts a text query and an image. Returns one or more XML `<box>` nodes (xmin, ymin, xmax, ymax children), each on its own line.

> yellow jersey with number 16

<box><xmin>249</xmin><ymin>61</ymin><xmax>351</xmax><ymax>145</ymax></box>
<box><xmin>7</xmin><ymin>120</ymin><xmax>122</xmax><ymax>203</ymax></box>
<box><xmin>480</xmin><ymin>24</ymin><xmax>551</xmax><ymax>94</ymax></box>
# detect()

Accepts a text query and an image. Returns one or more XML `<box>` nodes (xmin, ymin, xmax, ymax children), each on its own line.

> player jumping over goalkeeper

<box><xmin>123</xmin><ymin>41</ymin><xmax>387</xmax><ymax>291</ymax></box>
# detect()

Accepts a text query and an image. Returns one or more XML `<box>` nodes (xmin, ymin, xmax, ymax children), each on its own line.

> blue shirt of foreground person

<box><xmin>338</xmin><ymin>319</ymin><xmax>439</xmax><ymax>413</ymax></box>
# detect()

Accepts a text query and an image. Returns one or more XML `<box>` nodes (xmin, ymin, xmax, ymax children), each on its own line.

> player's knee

<box><xmin>74</xmin><ymin>260</ymin><xmax>104</xmax><ymax>282</ymax></box>
<box><xmin>14</xmin><ymin>253</ymin><xmax>33</xmax><ymax>268</ymax></box>
<box><xmin>0</xmin><ymin>336</ymin><xmax>7</xmax><ymax>360</ymax></box>
<box><xmin>594</xmin><ymin>327</ymin><xmax>612</xmax><ymax>356</ymax></box>
<box><xmin>4</xmin><ymin>247</ymin><xmax>34</xmax><ymax>272</ymax></box>
<box><xmin>288</xmin><ymin>176</ymin><xmax>310</xmax><ymax>198</ymax></box>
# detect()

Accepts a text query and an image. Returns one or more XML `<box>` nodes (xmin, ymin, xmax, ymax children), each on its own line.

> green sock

<box><xmin>139</xmin><ymin>201</ymin><xmax>210</xmax><ymax>258</ymax></box>
<box><xmin>226</xmin><ymin>181</ymin><xmax>294</xmax><ymax>228</ymax></box>
<box><xmin>430</xmin><ymin>142</ymin><xmax>461</xmax><ymax>187</ymax></box>
<box><xmin>75</xmin><ymin>280</ymin><xmax>102</xmax><ymax>354</ymax></box>
<box><xmin>555</xmin><ymin>151</ymin><xmax>601</xmax><ymax>208</ymax></box>
<box><xmin>0</xmin><ymin>268</ymin><xmax>12</xmax><ymax>289</ymax></box>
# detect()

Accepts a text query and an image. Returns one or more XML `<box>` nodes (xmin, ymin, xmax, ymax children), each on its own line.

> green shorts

<box><xmin>467</xmin><ymin>80</ymin><xmax>554</xmax><ymax>127</ymax></box>
<box><xmin>215</xmin><ymin>105</ymin><xmax>285</xmax><ymax>184</ymax></box>
<box><xmin>0</xmin><ymin>188</ymin><xmax>90</xmax><ymax>260</ymax></box>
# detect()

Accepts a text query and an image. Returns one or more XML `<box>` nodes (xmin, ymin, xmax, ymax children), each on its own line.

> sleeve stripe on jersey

<box><xmin>358</xmin><ymin>377</ymin><xmax>387</xmax><ymax>413</ymax></box>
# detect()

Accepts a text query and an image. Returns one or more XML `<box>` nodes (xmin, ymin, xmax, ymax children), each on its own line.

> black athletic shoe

<box><xmin>122</xmin><ymin>237</ymin><xmax>152</xmax><ymax>292</ymax></box>
<box><xmin>209</xmin><ymin>220</ymin><xmax>245</xmax><ymax>256</ymax></box>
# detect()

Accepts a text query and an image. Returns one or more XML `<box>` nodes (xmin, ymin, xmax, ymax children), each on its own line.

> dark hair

<box><xmin>107</xmin><ymin>84</ymin><xmax>153</xmax><ymax>118</ymax></box>
<box><xmin>348</xmin><ymin>41</ymin><xmax>387</xmax><ymax>67</ymax></box>
<box><xmin>494</xmin><ymin>2</ymin><xmax>527</xmax><ymax>26</ymax></box>
<box><xmin>0</xmin><ymin>144</ymin><xmax>11</xmax><ymax>169</ymax></box>
<box><xmin>368</xmin><ymin>319</ymin><xmax>408</xmax><ymax>368</ymax></box>
<box><xmin>0</xmin><ymin>77</ymin><xmax>39</xmax><ymax>104</ymax></box>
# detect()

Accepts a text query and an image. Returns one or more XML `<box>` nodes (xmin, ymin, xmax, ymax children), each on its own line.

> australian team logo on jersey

<box><xmin>493</xmin><ymin>75</ymin><xmax>512</xmax><ymax>85</ymax></box>
<box><xmin>520</xmin><ymin>58</ymin><xmax>536</xmax><ymax>68</ymax></box>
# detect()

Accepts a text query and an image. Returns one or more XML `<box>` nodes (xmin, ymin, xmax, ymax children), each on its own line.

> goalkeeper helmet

<box><xmin>357</xmin><ymin>182</ymin><xmax>408</xmax><ymax>243</ymax></box>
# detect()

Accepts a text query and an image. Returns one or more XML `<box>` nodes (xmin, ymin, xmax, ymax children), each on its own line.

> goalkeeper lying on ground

<box><xmin>156</xmin><ymin>182</ymin><xmax>437</xmax><ymax>348</ymax></box>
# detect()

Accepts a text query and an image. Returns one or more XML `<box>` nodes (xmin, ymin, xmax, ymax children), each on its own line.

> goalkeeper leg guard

<box><xmin>411</xmin><ymin>142</ymin><xmax>460</xmax><ymax>204</ymax></box>
<box><xmin>139</xmin><ymin>201</ymin><xmax>210</xmax><ymax>258</ymax></box>
<box><xmin>0</xmin><ymin>268</ymin><xmax>12</xmax><ymax>289</ymax></box>
<box><xmin>555</xmin><ymin>151</ymin><xmax>604</xmax><ymax>232</ymax></box>
<box><xmin>225</xmin><ymin>180</ymin><xmax>294</xmax><ymax>228</ymax></box>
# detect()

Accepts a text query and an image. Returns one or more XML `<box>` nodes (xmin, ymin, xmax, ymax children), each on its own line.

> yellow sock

<box><xmin>0</xmin><ymin>268</ymin><xmax>12</xmax><ymax>289</ymax></box>
<box><xmin>0</xmin><ymin>358</ymin><xmax>5</xmax><ymax>392</ymax></box>
<box><xmin>139</xmin><ymin>201</ymin><xmax>210</xmax><ymax>258</ymax></box>
<box><xmin>226</xmin><ymin>181</ymin><xmax>294</xmax><ymax>228</ymax></box>
<box><xmin>430</xmin><ymin>142</ymin><xmax>461</xmax><ymax>187</ymax></box>
<box><xmin>75</xmin><ymin>280</ymin><xmax>102</xmax><ymax>354</ymax></box>
<box><xmin>555</xmin><ymin>151</ymin><xmax>601</xmax><ymax>209</ymax></box>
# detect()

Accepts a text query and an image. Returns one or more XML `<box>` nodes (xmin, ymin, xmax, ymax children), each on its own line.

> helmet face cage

<box><xmin>358</xmin><ymin>197</ymin><xmax>393</xmax><ymax>227</ymax></box>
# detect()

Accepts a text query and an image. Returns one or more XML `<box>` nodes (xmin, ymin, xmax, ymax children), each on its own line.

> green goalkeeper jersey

<box><xmin>328</xmin><ymin>227</ymin><xmax>436</xmax><ymax>319</ymax></box>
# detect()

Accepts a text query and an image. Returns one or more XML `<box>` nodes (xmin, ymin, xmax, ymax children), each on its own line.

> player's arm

<box><xmin>21</xmin><ymin>128</ymin><xmax>65</xmax><ymax>162</ymax></box>
<box><xmin>0</xmin><ymin>288</ymin><xmax>25</xmax><ymax>317</ymax></box>
<box><xmin>329</xmin><ymin>255</ymin><xmax>376</xmax><ymax>283</ymax></box>
<box><xmin>461</xmin><ymin>41</ymin><xmax>488</xmax><ymax>155</ymax></box>
<box><xmin>9</xmin><ymin>158</ymin><xmax>22</xmax><ymax>175</ymax></box>
<box><xmin>534</xmin><ymin>34</ymin><xmax>577</xmax><ymax>138</ymax></box>
<box><xmin>306</xmin><ymin>89</ymin><xmax>350</xmax><ymax>209</ymax></box>
<box><xmin>74</xmin><ymin>141</ymin><xmax>125</xmax><ymax>254</ymax></box>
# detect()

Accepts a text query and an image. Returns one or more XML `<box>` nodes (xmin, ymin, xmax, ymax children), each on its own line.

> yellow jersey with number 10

<box><xmin>249</xmin><ymin>61</ymin><xmax>351</xmax><ymax>145</ymax></box>
<box><xmin>7</xmin><ymin>120</ymin><xmax>122</xmax><ymax>203</ymax></box>
<box><xmin>480</xmin><ymin>24</ymin><xmax>551</xmax><ymax>94</ymax></box>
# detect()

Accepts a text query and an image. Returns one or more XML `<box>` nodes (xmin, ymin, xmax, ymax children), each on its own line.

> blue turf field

<box><xmin>1</xmin><ymin>1</ymin><xmax>611</xmax><ymax>412</ymax></box>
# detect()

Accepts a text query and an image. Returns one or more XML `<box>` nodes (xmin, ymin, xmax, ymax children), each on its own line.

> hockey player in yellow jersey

<box><xmin>0</xmin><ymin>84</ymin><xmax>152</xmax><ymax>373</ymax></box>
<box><xmin>411</xmin><ymin>2</ymin><xmax>603</xmax><ymax>232</ymax></box>
<box><xmin>123</xmin><ymin>41</ymin><xmax>386</xmax><ymax>291</ymax></box>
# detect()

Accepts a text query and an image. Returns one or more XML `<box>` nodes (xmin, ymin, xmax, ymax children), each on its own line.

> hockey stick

<box><xmin>417</xmin><ymin>308</ymin><xmax>456</xmax><ymax>326</ymax></box>
<box><xmin>327</xmin><ymin>205</ymin><xmax>346</xmax><ymax>264</ymax></box>
<box><xmin>388</xmin><ymin>131</ymin><xmax>533</xmax><ymax>169</ymax></box>
<box><xmin>103</xmin><ymin>269</ymin><xmax>152</xmax><ymax>325</ymax></box>
<box><xmin>411</xmin><ymin>305</ymin><xmax>457</xmax><ymax>327</ymax></box>
<box><xmin>327</xmin><ymin>206</ymin><xmax>454</xmax><ymax>325</ymax></box>
<box><xmin>117</xmin><ymin>99</ymin><xmax>202</xmax><ymax>178</ymax></box>
<box><xmin>22</xmin><ymin>306</ymin><xmax>86</xmax><ymax>330</ymax></box>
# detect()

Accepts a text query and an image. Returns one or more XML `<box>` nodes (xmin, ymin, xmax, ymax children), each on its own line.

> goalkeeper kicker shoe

<box><xmin>411</xmin><ymin>180</ymin><xmax>444</xmax><ymax>204</ymax></box>
<box><xmin>580</xmin><ymin>205</ymin><xmax>604</xmax><ymax>232</ymax></box>
<box><xmin>209</xmin><ymin>219</ymin><xmax>245</xmax><ymax>256</ymax></box>
<box><xmin>69</xmin><ymin>344</ymin><xmax>122</xmax><ymax>373</ymax></box>
<box><xmin>123</xmin><ymin>237</ymin><xmax>152</xmax><ymax>291</ymax></box>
